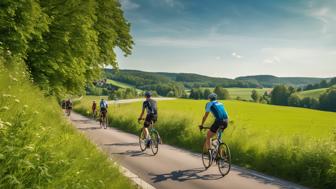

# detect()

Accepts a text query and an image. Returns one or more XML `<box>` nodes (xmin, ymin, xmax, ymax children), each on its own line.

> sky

<box><xmin>116</xmin><ymin>0</ymin><xmax>336</xmax><ymax>79</ymax></box>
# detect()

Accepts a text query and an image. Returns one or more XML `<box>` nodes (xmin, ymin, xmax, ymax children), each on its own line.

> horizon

<box><xmin>106</xmin><ymin>68</ymin><xmax>332</xmax><ymax>79</ymax></box>
<box><xmin>116</xmin><ymin>0</ymin><xmax>336</xmax><ymax>78</ymax></box>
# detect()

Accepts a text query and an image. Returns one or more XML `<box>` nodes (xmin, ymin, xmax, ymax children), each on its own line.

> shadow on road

<box><xmin>149</xmin><ymin>167</ymin><xmax>223</xmax><ymax>183</ymax></box>
<box><xmin>111</xmin><ymin>150</ymin><xmax>152</xmax><ymax>157</ymax></box>
<box><xmin>104</xmin><ymin>142</ymin><xmax>139</xmax><ymax>147</ymax></box>
<box><xmin>77</xmin><ymin>126</ymin><xmax>101</xmax><ymax>130</ymax></box>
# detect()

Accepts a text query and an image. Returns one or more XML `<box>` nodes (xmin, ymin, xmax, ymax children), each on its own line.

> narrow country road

<box><xmin>70</xmin><ymin>112</ymin><xmax>307</xmax><ymax>189</ymax></box>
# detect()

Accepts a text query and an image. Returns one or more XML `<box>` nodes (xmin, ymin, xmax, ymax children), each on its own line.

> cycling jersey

<box><xmin>100</xmin><ymin>100</ymin><xmax>108</xmax><ymax>109</ymax></box>
<box><xmin>205</xmin><ymin>101</ymin><xmax>228</xmax><ymax>120</ymax></box>
<box><xmin>143</xmin><ymin>99</ymin><xmax>157</xmax><ymax>115</ymax></box>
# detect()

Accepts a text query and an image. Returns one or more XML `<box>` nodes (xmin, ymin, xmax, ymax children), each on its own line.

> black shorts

<box><xmin>144</xmin><ymin>114</ymin><xmax>157</xmax><ymax>128</ymax></box>
<box><xmin>210</xmin><ymin>119</ymin><xmax>228</xmax><ymax>133</ymax></box>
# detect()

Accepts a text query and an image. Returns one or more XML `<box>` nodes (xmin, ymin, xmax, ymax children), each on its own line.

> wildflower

<box><xmin>0</xmin><ymin>106</ymin><xmax>9</xmax><ymax>111</ymax></box>
<box><xmin>4</xmin><ymin>122</ymin><xmax>12</xmax><ymax>126</ymax></box>
<box><xmin>23</xmin><ymin>105</ymin><xmax>28</xmax><ymax>109</ymax></box>
<box><xmin>2</xmin><ymin>94</ymin><xmax>11</xmax><ymax>97</ymax></box>
<box><xmin>14</xmin><ymin>99</ymin><xmax>20</xmax><ymax>103</ymax></box>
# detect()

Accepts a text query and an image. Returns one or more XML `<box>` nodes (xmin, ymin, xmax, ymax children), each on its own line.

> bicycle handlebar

<box><xmin>199</xmin><ymin>125</ymin><xmax>210</xmax><ymax>131</ymax></box>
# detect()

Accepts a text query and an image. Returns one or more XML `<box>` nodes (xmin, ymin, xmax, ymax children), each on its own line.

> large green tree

<box><xmin>0</xmin><ymin>0</ymin><xmax>133</xmax><ymax>97</ymax></box>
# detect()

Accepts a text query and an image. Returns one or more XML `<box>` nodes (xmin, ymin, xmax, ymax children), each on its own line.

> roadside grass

<box><xmin>75</xmin><ymin>96</ymin><xmax>336</xmax><ymax>189</ymax></box>
<box><xmin>297</xmin><ymin>88</ymin><xmax>328</xmax><ymax>99</ymax></box>
<box><xmin>0</xmin><ymin>62</ymin><xmax>135</xmax><ymax>188</ymax></box>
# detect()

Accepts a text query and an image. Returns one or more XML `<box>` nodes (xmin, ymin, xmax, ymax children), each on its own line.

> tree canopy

<box><xmin>0</xmin><ymin>0</ymin><xmax>133</xmax><ymax>96</ymax></box>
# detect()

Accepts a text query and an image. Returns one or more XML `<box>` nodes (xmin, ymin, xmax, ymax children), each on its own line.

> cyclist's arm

<box><xmin>138</xmin><ymin>103</ymin><xmax>145</xmax><ymax>120</ymax></box>
<box><xmin>201</xmin><ymin>112</ymin><xmax>209</xmax><ymax>126</ymax></box>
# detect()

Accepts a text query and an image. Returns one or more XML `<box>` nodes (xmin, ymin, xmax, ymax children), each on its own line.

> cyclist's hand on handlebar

<box><xmin>137</xmin><ymin>117</ymin><xmax>143</xmax><ymax>123</ymax></box>
<box><xmin>199</xmin><ymin>125</ymin><xmax>204</xmax><ymax>131</ymax></box>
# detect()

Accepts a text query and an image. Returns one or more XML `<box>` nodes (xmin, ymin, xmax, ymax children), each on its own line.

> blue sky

<box><xmin>117</xmin><ymin>0</ymin><xmax>336</xmax><ymax>78</ymax></box>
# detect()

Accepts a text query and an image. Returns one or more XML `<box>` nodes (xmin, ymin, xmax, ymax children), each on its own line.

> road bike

<box><xmin>138</xmin><ymin>119</ymin><xmax>161</xmax><ymax>155</ymax></box>
<box><xmin>99</xmin><ymin>111</ymin><xmax>108</xmax><ymax>129</ymax></box>
<box><xmin>199</xmin><ymin>125</ymin><xmax>231</xmax><ymax>176</ymax></box>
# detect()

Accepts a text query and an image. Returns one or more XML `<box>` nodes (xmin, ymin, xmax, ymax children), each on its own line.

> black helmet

<box><xmin>208</xmin><ymin>93</ymin><xmax>217</xmax><ymax>101</ymax></box>
<box><xmin>144</xmin><ymin>91</ymin><xmax>152</xmax><ymax>97</ymax></box>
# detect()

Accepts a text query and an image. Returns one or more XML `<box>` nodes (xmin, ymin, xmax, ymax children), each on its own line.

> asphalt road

<box><xmin>70</xmin><ymin>112</ymin><xmax>307</xmax><ymax>189</ymax></box>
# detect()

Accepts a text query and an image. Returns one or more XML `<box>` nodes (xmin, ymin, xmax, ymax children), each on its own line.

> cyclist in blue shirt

<box><xmin>200</xmin><ymin>93</ymin><xmax>229</xmax><ymax>152</ymax></box>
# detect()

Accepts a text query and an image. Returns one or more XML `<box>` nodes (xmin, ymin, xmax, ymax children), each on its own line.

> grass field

<box><xmin>75</xmin><ymin>97</ymin><xmax>336</xmax><ymax>189</ymax></box>
<box><xmin>106</xmin><ymin>79</ymin><xmax>143</xmax><ymax>92</ymax></box>
<box><xmin>0</xmin><ymin>62</ymin><xmax>134</xmax><ymax>188</ymax></box>
<box><xmin>297</xmin><ymin>88</ymin><xmax>328</xmax><ymax>99</ymax></box>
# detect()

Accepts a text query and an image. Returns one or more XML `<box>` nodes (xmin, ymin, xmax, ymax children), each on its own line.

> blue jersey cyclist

<box><xmin>200</xmin><ymin>93</ymin><xmax>229</xmax><ymax>152</ymax></box>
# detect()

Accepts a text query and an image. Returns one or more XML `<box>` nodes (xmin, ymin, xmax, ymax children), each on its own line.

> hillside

<box><xmin>236</xmin><ymin>75</ymin><xmax>328</xmax><ymax>87</ymax></box>
<box><xmin>105</xmin><ymin>69</ymin><xmax>259</xmax><ymax>89</ymax></box>
<box><xmin>297</xmin><ymin>88</ymin><xmax>328</xmax><ymax>99</ymax></box>
<box><xmin>106</xmin><ymin>70</ymin><xmax>329</xmax><ymax>90</ymax></box>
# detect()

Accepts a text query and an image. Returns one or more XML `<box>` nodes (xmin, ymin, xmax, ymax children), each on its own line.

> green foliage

<box><xmin>0</xmin><ymin>60</ymin><xmax>134</xmax><ymax>188</ymax></box>
<box><xmin>251</xmin><ymin>89</ymin><xmax>260</xmax><ymax>102</ymax></box>
<box><xmin>109</xmin><ymin>88</ymin><xmax>138</xmax><ymax>100</ymax></box>
<box><xmin>214</xmin><ymin>86</ymin><xmax>230</xmax><ymax>100</ymax></box>
<box><xmin>319</xmin><ymin>88</ymin><xmax>336</xmax><ymax>112</ymax></box>
<box><xmin>75</xmin><ymin>97</ymin><xmax>336</xmax><ymax>189</ymax></box>
<box><xmin>0</xmin><ymin>0</ymin><xmax>133</xmax><ymax>97</ymax></box>
<box><xmin>271</xmin><ymin>85</ymin><xmax>293</xmax><ymax>105</ymax></box>
<box><xmin>288</xmin><ymin>94</ymin><xmax>301</xmax><ymax>107</ymax></box>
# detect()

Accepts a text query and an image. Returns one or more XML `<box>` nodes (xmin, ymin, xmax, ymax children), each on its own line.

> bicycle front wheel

<box><xmin>150</xmin><ymin>131</ymin><xmax>159</xmax><ymax>155</ymax></box>
<box><xmin>201</xmin><ymin>141</ymin><xmax>212</xmax><ymax>169</ymax></box>
<box><xmin>139</xmin><ymin>129</ymin><xmax>146</xmax><ymax>151</ymax></box>
<box><xmin>218</xmin><ymin>143</ymin><xmax>231</xmax><ymax>176</ymax></box>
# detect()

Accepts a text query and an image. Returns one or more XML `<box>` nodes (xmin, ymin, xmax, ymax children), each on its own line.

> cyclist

<box><xmin>99</xmin><ymin>98</ymin><xmax>108</xmax><ymax>122</ymax></box>
<box><xmin>65</xmin><ymin>98</ymin><xmax>72</xmax><ymax>116</ymax></box>
<box><xmin>199</xmin><ymin>93</ymin><xmax>229</xmax><ymax>153</ymax></box>
<box><xmin>138</xmin><ymin>91</ymin><xmax>158</xmax><ymax>147</ymax></box>
<box><xmin>92</xmin><ymin>100</ymin><xmax>97</xmax><ymax>118</ymax></box>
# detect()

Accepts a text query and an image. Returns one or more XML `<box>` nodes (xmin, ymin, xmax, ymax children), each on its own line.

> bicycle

<box><xmin>199</xmin><ymin>125</ymin><xmax>231</xmax><ymax>176</ymax></box>
<box><xmin>99</xmin><ymin>110</ymin><xmax>108</xmax><ymax>129</ymax></box>
<box><xmin>138</xmin><ymin>119</ymin><xmax>161</xmax><ymax>155</ymax></box>
<box><xmin>92</xmin><ymin>109</ymin><xmax>97</xmax><ymax>120</ymax></box>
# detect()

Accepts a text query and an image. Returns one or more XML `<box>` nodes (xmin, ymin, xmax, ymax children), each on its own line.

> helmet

<box><xmin>208</xmin><ymin>93</ymin><xmax>217</xmax><ymax>101</ymax></box>
<box><xmin>144</xmin><ymin>91</ymin><xmax>152</xmax><ymax>98</ymax></box>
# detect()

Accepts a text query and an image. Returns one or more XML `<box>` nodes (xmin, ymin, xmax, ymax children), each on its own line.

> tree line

<box><xmin>303</xmin><ymin>78</ymin><xmax>336</xmax><ymax>91</ymax></box>
<box><xmin>251</xmin><ymin>85</ymin><xmax>336</xmax><ymax>112</ymax></box>
<box><xmin>0</xmin><ymin>0</ymin><xmax>133</xmax><ymax>97</ymax></box>
<box><xmin>189</xmin><ymin>86</ymin><xmax>230</xmax><ymax>100</ymax></box>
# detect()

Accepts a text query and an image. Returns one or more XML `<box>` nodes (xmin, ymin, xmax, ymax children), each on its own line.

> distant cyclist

<box><xmin>92</xmin><ymin>100</ymin><xmax>97</xmax><ymax>118</ymax></box>
<box><xmin>65</xmin><ymin>98</ymin><xmax>72</xmax><ymax>116</ymax></box>
<box><xmin>199</xmin><ymin>93</ymin><xmax>229</xmax><ymax>153</ymax></box>
<box><xmin>138</xmin><ymin>91</ymin><xmax>158</xmax><ymax>147</ymax></box>
<box><xmin>99</xmin><ymin>98</ymin><xmax>108</xmax><ymax>119</ymax></box>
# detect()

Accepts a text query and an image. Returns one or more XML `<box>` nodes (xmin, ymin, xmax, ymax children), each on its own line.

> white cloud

<box><xmin>263</xmin><ymin>56</ymin><xmax>281</xmax><ymax>64</ymax></box>
<box><xmin>119</xmin><ymin>0</ymin><xmax>139</xmax><ymax>10</ymax></box>
<box><xmin>215</xmin><ymin>56</ymin><xmax>221</xmax><ymax>60</ymax></box>
<box><xmin>232</xmin><ymin>52</ymin><xmax>242</xmax><ymax>59</ymax></box>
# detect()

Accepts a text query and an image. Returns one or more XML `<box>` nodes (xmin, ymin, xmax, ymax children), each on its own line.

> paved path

<box><xmin>70</xmin><ymin>112</ymin><xmax>307</xmax><ymax>189</ymax></box>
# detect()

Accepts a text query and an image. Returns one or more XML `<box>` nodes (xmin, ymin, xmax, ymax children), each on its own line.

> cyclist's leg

<box><xmin>144</xmin><ymin>115</ymin><xmax>151</xmax><ymax>139</ymax></box>
<box><xmin>206</xmin><ymin>121</ymin><xmax>219</xmax><ymax>150</ymax></box>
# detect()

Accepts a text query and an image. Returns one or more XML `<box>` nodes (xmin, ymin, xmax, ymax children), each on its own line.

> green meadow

<box><xmin>297</xmin><ymin>88</ymin><xmax>328</xmax><ymax>99</ymax></box>
<box><xmin>75</xmin><ymin>97</ymin><xmax>336</xmax><ymax>189</ymax></box>
<box><xmin>199</xmin><ymin>88</ymin><xmax>271</xmax><ymax>100</ymax></box>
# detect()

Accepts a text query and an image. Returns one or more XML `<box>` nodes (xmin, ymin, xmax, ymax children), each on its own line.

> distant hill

<box><xmin>104</xmin><ymin>69</ymin><xmax>259</xmax><ymax>89</ymax></box>
<box><xmin>235</xmin><ymin>75</ymin><xmax>328</xmax><ymax>87</ymax></box>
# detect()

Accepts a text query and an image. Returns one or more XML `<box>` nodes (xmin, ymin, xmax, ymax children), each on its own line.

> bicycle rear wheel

<box><xmin>139</xmin><ymin>129</ymin><xmax>146</xmax><ymax>151</ymax></box>
<box><xmin>201</xmin><ymin>140</ymin><xmax>212</xmax><ymax>169</ymax></box>
<box><xmin>218</xmin><ymin>143</ymin><xmax>231</xmax><ymax>176</ymax></box>
<box><xmin>104</xmin><ymin>116</ymin><xmax>108</xmax><ymax>129</ymax></box>
<box><xmin>150</xmin><ymin>130</ymin><xmax>159</xmax><ymax>155</ymax></box>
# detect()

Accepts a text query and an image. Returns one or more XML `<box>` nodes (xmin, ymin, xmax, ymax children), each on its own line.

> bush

<box><xmin>288</xmin><ymin>94</ymin><xmax>301</xmax><ymax>107</ymax></box>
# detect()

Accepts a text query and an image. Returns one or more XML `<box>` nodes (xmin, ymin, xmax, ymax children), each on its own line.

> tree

<box><xmin>319</xmin><ymin>88</ymin><xmax>336</xmax><ymax>112</ymax></box>
<box><xmin>288</xmin><ymin>94</ymin><xmax>301</xmax><ymax>107</ymax></box>
<box><xmin>203</xmin><ymin>89</ymin><xmax>211</xmax><ymax>99</ymax></box>
<box><xmin>251</xmin><ymin>90</ymin><xmax>260</xmax><ymax>102</ymax></box>
<box><xmin>214</xmin><ymin>86</ymin><xmax>230</xmax><ymax>100</ymax></box>
<box><xmin>1</xmin><ymin>0</ymin><xmax>134</xmax><ymax>97</ymax></box>
<box><xmin>271</xmin><ymin>85</ymin><xmax>291</xmax><ymax>105</ymax></box>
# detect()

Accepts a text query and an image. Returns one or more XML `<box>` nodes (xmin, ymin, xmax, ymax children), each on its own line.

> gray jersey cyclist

<box><xmin>200</xmin><ymin>93</ymin><xmax>229</xmax><ymax>151</ymax></box>
<box><xmin>138</xmin><ymin>92</ymin><xmax>158</xmax><ymax>146</ymax></box>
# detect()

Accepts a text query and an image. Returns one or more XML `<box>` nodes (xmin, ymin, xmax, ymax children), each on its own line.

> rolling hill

<box><xmin>235</xmin><ymin>75</ymin><xmax>329</xmax><ymax>87</ymax></box>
